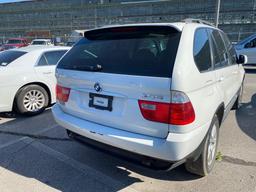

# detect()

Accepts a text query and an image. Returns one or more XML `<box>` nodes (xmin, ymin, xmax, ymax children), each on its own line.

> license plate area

<box><xmin>89</xmin><ymin>93</ymin><xmax>113</xmax><ymax>111</ymax></box>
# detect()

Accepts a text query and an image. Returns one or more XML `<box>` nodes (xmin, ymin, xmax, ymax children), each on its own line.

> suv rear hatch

<box><xmin>56</xmin><ymin>25</ymin><xmax>181</xmax><ymax>139</ymax></box>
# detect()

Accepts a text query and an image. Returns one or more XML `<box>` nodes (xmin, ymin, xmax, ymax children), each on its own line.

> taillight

<box><xmin>56</xmin><ymin>85</ymin><xmax>70</xmax><ymax>103</ymax></box>
<box><xmin>138</xmin><ymin>91</ymin><xmax>195</xmax><ymax>125</ymax></box>
<box><xmin>138</xmin><ymin>100</ymin><xmax>170</xmax><ymax>124</ymax></box>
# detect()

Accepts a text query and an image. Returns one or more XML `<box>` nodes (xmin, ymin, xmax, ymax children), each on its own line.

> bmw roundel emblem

<box><xmin>94</xmin><ymin>82</ymin><xmax>102</xmax><ymax>92</ymax></box>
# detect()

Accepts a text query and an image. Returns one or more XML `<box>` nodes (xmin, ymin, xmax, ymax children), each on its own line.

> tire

<box><xmin>15</xmin><ymin>85</ymin><xmax>49</xmax><ymax>115</ymax></box>
<box><xmin>232</xmin><ymin>83</ymin><xmax>244</xmax><ymax>110</ymax></box>
<box><xmin>185</xmin><ymin>115</ymin><xmax>219</xmax><ymax>176</ymax></box>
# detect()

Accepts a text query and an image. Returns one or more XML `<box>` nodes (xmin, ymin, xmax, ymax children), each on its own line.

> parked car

<box><xmin>0</xmin><ymin>46</ymin><xmax>70</xmax><ymax>115</ymax></box>
<box><xmin>52</xmin><ymin>20</ymin><xmax>246</xmax><ymax>176</ymax></box>
<box><xmin>235</xmin><ymin>34</ymin><xmax>256</xmax><ymax>65</ymax></box>
<box><xmin>31</xmin><ymin>39</ymin><xmax>54</xmax><ymax>46</ymax></box>
<box><xmin>66</xmin><ymin>30</ymin><xmax>86</xmax><ymax>47</ymax></box>
<box><xmin>1</xmin><ymin>38</ymin><xmax>29</xmax><ymax>51</ymax></box>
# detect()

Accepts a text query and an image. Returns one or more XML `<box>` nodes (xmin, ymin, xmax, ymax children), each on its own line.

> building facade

<box><xmin>0</xmin><ymin>0</ymin><xmax>255</xmax><ymax>42</ymax></box>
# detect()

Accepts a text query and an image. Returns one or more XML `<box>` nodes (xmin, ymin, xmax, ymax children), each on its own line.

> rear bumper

<box><xmin>52</xmin><ymin>104</ymin><xmax>210</xmax><ymax>162</ymax></box>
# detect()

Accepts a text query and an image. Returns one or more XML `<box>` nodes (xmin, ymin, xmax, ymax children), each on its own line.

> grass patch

<box><xmin>216</xmin><ymin>151</ymin><xmax>223</xmax><ymax>161</ymax></box>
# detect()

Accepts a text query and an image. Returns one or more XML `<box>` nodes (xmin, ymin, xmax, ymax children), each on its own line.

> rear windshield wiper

<box><xmin>71</xmin><ymin>64</ymin><xmax>103</xmax><ymax>72</ymax></box>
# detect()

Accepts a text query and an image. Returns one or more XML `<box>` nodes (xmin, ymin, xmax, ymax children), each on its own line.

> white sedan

<box><xmin>31</xmin><ymin>39</ymin><xmax>54</xmax><ymax>46</ymax></box>
<box><xmin>0</xmin><ymin>46</ymin><xmax>70</xmax><ymax>115</ymax></box>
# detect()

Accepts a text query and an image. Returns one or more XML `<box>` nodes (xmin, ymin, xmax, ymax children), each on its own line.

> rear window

<box><xmin>32</xmin><ymin>41</ymin><xmax>46</xmax><ymax>45</ymax></box>
<box><xmin>0</xmin><ymin>50</ymin><xmax>27</xmax><ymax>66</ymax></box>
<box><xmin>57</xmin><ymin>26</ymin><xmax>181</xmax><ymax>77</ymax></box>
<box><xmin>6</xmin><ymin>39</ymin><xmax>22</xmax><ymax>44</ymax></box>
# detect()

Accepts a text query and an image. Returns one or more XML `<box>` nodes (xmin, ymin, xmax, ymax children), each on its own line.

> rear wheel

<box><xmin>15</xmin><ymin>85</ymin><xmax>49</xmax><ymax>115</ymax></box>
<box><xmin>185</xmin><ymin>115</ymin><xmax>219</xmax><ymax>176</ymax></box>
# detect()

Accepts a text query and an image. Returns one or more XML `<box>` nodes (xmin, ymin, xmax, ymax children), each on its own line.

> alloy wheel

<box><xmin>207</xmin><ymin>124</ymin><xmax>217</xmax><ymax>167</ymax></box>
<box><xmin>23</xmin><ymin>90</ymin><xmax>45</xmax><ymax>112</ymax></box>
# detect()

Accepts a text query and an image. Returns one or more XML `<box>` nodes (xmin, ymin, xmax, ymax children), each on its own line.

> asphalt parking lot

<box><xmin>0</xmin><ymin>69</ymin><xmax>255</xmax><ymax>192</ymax></box>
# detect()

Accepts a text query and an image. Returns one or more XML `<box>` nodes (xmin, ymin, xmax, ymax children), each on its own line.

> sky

<box><xmin>0</xmin><ymin>0</ymin><xmax>30</xmax><ymax>3</ymax></box>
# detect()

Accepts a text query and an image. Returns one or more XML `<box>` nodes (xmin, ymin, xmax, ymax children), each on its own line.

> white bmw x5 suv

<box><xmin>52</xmin><ymin>19</ymin><xmax>246</xmax><ymax>176</ymax></box>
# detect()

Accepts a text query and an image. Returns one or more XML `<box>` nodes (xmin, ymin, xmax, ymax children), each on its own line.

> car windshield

<box><xmin>6</xmin><ymin>39</ymin><xmax>23</xmax><ymax>44</ymax></box>
<box><xmin>58</xmin><ymin>26</ymin><xmax>181</xmax><ymax>78</ymax></box>
<box><xmin>0</xmin><ymin>50</ymin><xmax>27</xmax><ymax>66</ymax></box>
<box><xmin>32</xmin><ymin>41</ymin><xmax>46</xmax><ymax>45</ymax></box>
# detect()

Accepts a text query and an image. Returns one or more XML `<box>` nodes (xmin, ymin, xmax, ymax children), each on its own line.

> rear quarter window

<box><xmin>193</xmin><ymin>28</ymin><xmax>212</xmax><ymax>72</ymax></box>
<box><xmin>57</xmin><ymin>26</ymin><xmax>181</xmax><ymax>78</ymax></box>
<box><xmin>38</xmin><ymin>50</ymin><xmax>67</xmax><ymax>66</ymax></box>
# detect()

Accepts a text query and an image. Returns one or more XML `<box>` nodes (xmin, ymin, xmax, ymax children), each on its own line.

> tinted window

<box><xmin>0</xmin><ymin>51</ymin><xmax>27</xmax><ymax>66</ymax></box>
<box><xmin>245</xmin><ymin>38</ymin><xmax>256</xmax><ymax>48</ymax></box>
<box><xmin>193</xmin><ymin>28</ymin><xmax>212</xmax><ymax>72</ymax></box>
<box><xmin>32</xmin><ymin>41</ymin><xmax>46</xmax><ymax>45</ymax></box>
<box><xmin>251</xmin><ymin>38</ymin><xmax>256</xmax><ymax>47</ymax></box>
<box><xmin>38</xmin><ymin>55</ymin><xmax>48</xmax><ymax>66</ymax></box>
<box><xmin>58</xmin><ymin>26</ymin><xmax>181</xmax><ymax>78</ymax></box>
<box><xmin>211</xmin><ymin>30</ymin><xmax>229</xmax><ymax>68</ymax></box>
<box><xmin>44</xmin><ymin>50</ymin><xmax>67</xmax><ymax>65</ymax></box>
<box><xmin>237</xmin><ymin>34</ymin><xmax>256</xmax><ymax>46</ymax></box>
<box><xmin>6</xmin><ymin>39</ymin><xmax>22</xmax><ymax>44</ymax></box>
<box><xmin>208</xmin><ymin>30</ymin><xmax>221</xmax><ymax>67</ymax></box>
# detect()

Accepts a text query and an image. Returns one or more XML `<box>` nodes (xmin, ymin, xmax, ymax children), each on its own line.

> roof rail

<box><xmin>183</xmin><ymin>18</ymin><xmax>215</xmax><ymax>27</ymax></box>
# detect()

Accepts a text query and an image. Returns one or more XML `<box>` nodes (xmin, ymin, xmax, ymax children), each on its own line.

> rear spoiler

<box><xmin>84</xmin><ymin>25</ymin><xmax>181</xmax><ymax>40</ymax></box>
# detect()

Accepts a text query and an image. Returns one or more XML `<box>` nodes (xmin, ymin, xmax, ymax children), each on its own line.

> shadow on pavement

<box><xmin>0</xmin><ymin>109</ymin><xmax>200</xmax><ymax>192</ymax></box>
<box><xmin>0</xmin><ymin>112</ymin><xmax>19</xmax><ymax>119</ymax></box>
<box><xmin>72</xmin><ymin>134</ymin><xmax>200</xmax><ymax>182</ymax></box>
<box><xmin>236</xmin><ymin>93</ymin><xmax>256</xmax><ymax>141</ymax></box>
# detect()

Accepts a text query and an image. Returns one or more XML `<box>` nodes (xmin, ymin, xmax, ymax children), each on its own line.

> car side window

<box><xmin>193</xmin><ymin>28</ymin><xmax>212</xmax><ymax>72</ymax></box>
<box><xmin>211</xmin><ymin>30</ymin><xmax>229</xmax><ymax>68</ymax></box>
<box><xmin>44</xmin><ymin>50</ymin><xmax>67</xmax><ymax>65</ymax></box>
<box><xmin>245</xmin><ymin>38</ymin><xmax>256</xmax><ymax>48</ymax></box>
<box><xmin>208</xmin><ymin>29</ymin><xmax>221</xmax><ymax>67</ymax></box>
<box><xmin>221</xmin><ymin>32</ymin><xmax>237</xmax><ymax>65</ymax></box>
<box><xmin>37</xmin><ymin>54</ymin><xmax>48</xmax><ymax>66</ymax></box>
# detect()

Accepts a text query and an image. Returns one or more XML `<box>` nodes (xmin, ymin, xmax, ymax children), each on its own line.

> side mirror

<box><xmin>237</xmin><ymin>54</ymin><xmax>248</xmax><ymax>65</ymax></box>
